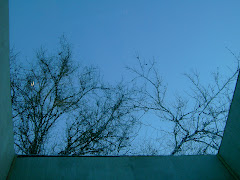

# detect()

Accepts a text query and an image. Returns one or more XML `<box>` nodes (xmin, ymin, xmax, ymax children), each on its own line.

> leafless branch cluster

<box><xmin>58</xmin><ymin>83</ymin><xmax>139</xmax><ymax>156</ymax></box>
<box><xmin>10</xmin><ymin>37</ymin><xmax>139</xmax><ymax>155</ymax></box>
<box><xmin>127</xmin><ymin>56</ymin><xmax>239</xmax><ymax>155</ymax></box>
<box><xmin>10</xmin><ymin>37</ymin><xmax>239</xmax><ymax>156</ymax></box>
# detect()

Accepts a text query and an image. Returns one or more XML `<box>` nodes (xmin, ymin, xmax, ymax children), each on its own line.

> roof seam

<box><xmin>217</xmin><ymin>153</ymin><xmax>240</xmax><ymax>180</ymax></box>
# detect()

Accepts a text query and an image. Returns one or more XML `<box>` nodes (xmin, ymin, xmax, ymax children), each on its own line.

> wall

<box><xmin>0</xmin><ymin>0</ymin><xmax>15</xmax><ymax>179</ymax></box>
<box><xmin>219</xmin><ymin>72</ymin><xmax>240</xmax><ymax>179</ymax></box>
<box><xmin>8</xmin><ymin>155</ymin><xmax>233</xmax><ymax>180</ymax></box>
<box><xmin>2</xmin><ymin>0</ymin><xmax>240</xmax><ymax>178</ymax></box>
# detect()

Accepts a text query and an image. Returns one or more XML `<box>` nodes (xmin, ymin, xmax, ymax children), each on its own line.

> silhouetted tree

<box><xmin>127</xmin><ymin>56</ymin><xmax>239</xmax><ymax>155</ymax></box>
<box><xmin>10</xmin><ymin>37</ymin><xmax>139</xmax><ymax>155</ymax></box>
<box><xmin>11</xmin><ymin>36</ymin><xmax>238</xmax><ymax>156</ymax></box>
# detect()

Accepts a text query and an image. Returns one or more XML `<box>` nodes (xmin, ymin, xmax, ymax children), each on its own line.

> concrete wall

<box><xmin>219</xmin><ymin>72</ymin><xmax>240</xmax><ymax>179</ymax></box>
<box><xmin>0</xmin><ymin>0</ymin><xmax>15</xmax><ymax>179</ymax></box>
<box><xmin>8</xmin><ymin>155</ymin><xmax>233</xmax><ymax>180</ymax></box>
<box><xmin>1</xmin><ymin>0</ymin><xmax>239</xmax><ymax>178</ymax></box>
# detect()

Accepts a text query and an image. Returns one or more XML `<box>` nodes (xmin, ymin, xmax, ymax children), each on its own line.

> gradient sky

<box><xmin>9</xmin><ymin>0</ymin><xmax>240</xmax><ymax>154</ymax></box>
<box><xmin>10</xmin><ymin>1</ymin><xmax>240</xmax><ymax>83</ymax></box>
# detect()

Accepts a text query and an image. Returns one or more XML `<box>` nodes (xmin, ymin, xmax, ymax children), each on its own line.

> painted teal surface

<box><xmin>0</xmin><ymin>0</ymin><xmax>15</xmax><ymax>179</ymax></box>
<box><xmin>219</xmin><ymin>72</ymin><xmax>240</xmax><ymax>179</ymax></box>
<box><xmin>2</xmin><ymin>1</ymin><xmax>240</xmax><ymax>178</ymax></box>
<box><xmin>8</xmin><ymin>155</ymin><xmax>233</xmax><ymax>180</ymax></box>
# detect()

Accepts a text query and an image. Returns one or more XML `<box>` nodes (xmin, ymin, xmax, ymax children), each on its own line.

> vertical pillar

<box><xmin>0</xmin><ymin>0</ymin><xmax>15</xmax><ymax>179</ymax></box>
<box><xmin>218</xmin><ymin>72</ymin><xmax>240</xmax><ymax>179</ymax></box>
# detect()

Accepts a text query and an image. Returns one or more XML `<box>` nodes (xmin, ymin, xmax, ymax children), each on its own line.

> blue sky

<box><xmin>10</xmin><ymin>1</ymin><xmax>240</xmax><ymax>85</ymax></box>
<box><xmin>9</xmin><ymin>0</ymin><xmax>240</xmax><ymax>154</ymax></box>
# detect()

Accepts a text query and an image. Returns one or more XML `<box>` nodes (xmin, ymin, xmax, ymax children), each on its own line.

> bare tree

<box><xmin>58</xmin><ymin>83</ymin><xmax>139</xmax><ymax>156</ymax></box>
<box><xmin>127</xmin><ymin>56</ymin><xmax>239</xmax><ymax>155</ymax></box>
<box><xmin>10</xmin><ymin>37</ymin><xmax>139</xmax><ymax>155</ymax></box>
<box><xmin>12</xmin><ymin>37</ymin><xmax>237</xmax><ymax>156</ymax></box>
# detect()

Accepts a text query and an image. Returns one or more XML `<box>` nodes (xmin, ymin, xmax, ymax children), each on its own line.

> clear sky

<box><xmin>9</xmin><ymin>0</ymin><xmax>240</xmax><ymax>154</ymax></box>
<box><xmin>10</xmin><ymin>0</ymin><xmax>240</xmax><ymax>83</ymax></box>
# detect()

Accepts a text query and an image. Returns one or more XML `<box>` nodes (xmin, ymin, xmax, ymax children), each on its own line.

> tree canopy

<box><xmin>10</xmin><ymin>37</ymin><xmax>239</xmax><ymax>155</ymax></box>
